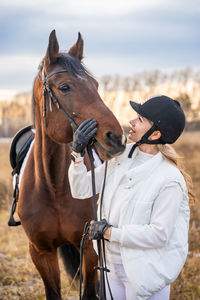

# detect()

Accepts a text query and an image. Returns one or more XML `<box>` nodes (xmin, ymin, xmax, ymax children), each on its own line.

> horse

<box><xmin>17</xmin><ymin>30</ymin><xmax>126</xmax><ymax>300</ymax></box>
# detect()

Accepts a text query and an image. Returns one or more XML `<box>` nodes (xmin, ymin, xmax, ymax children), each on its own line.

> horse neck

<box><xmin>33</xmin><ymin>112</ymin><xmax>71</xmax><ymax>191</ymax></box>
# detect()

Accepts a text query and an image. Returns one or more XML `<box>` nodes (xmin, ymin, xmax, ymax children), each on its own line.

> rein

<box><xmin>41</xmin><ymin>66</ymin><xmax>111</xmax><ymax>300</ymax></box>
<box><xmin>86</xmin><ymin>147</ymin><xmax>112</xmax><ymax>300</ymax></box>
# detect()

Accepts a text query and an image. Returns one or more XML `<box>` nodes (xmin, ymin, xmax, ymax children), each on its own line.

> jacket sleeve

<box><xmin>110</xmin><ymin>183</ymin><xmax>184</xmax><ymax>248</ymax></box>
<box><xmin>68</xmin><ymin>160</ymin><xmax>105</xmax><ymax>199</ymax></box>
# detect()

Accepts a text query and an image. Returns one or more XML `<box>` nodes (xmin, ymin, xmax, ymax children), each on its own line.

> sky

<box><xmin>0</xmin><ymin>0</ymin><xmax>200</xmax><ymax>99</ymax></box>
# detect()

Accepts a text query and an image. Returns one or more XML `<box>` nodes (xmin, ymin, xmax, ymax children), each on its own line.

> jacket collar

<box><xmin>110</xmin><ymin>143</ymin><xmax>163</xmax><ymax>190</ymax></box>
<box><xmin>126</xmin><ymin>148</ymin><xmax>163</xmax><ymax>185</ymax></box>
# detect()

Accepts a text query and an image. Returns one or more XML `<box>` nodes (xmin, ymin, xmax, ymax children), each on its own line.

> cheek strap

<box><xmin>128</xmin><ymin>124</ymin><xmax>164</xmax><ymax>158</ymax></box>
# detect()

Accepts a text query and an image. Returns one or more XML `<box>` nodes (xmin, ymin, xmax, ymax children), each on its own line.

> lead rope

<box><xmin>86</xmin><ymin>145</ymin><xmax>106</xmax><ymax>300</ymax></box>
<box><xmin>85</xmin><ymin>146</ymin><xmax>113</xmax><ymax>300</ymax></box>
<box><xmin>79</xmin><ymin>222</ymin><xmax>90</xmax><ymax>299</ymax></box>
<box><xmin>99</xmin><ymin>162</ymin><xmax>114</xmax><ymax>300</ymax></box>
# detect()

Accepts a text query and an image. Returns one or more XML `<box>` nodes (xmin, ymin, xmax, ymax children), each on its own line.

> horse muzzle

<box><xmin>93</xmin><ymin>133</ymin><xmax>126</xmax><ymax>160</ymax></box>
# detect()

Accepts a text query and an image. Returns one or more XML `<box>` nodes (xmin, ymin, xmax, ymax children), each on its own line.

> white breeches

<box><xmin>105</xmin><ymin>262</ymin><xmax>170</xmax><ymax>300</ymax></box>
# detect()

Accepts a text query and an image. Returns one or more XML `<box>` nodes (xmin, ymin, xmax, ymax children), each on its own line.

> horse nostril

<box><xmin>105</xmin><ymin>131</ymin><xmax>123</xmax><ymax>148</ymax></box>
<box><xmin>106</xmin><ymin>131</ymin><xmax>112</xmax><ymax>140</ymax></box>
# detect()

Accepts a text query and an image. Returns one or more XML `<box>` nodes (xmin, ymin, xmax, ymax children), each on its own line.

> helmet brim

<box><xmin>129</xmin><ymin>101</ymin><xmax>152</xmax><ymax>121</ymax></box>
<box><xmin>129</xmin><ymin>101</ymin><xmax>142</xmax><ymax>115</ymax></box>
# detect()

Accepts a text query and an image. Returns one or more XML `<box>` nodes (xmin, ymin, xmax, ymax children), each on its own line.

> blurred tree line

<box><xmin>0</xmin><ymin>68</ymin><xmax>200</xmax><ymax>137</ymax></box>
<box><xmin>0</xmin><ymin>93</ymin><xmax>32</xmax><ymax>137</ymax></box>
<box><xmin>100</xmin><ymin>67</ymin><xmax>200</xmax><ymax>126</ymax></box>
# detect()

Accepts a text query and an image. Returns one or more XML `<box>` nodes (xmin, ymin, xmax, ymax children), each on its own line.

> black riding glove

<box><xmin>89</xmin><ymin>219</ymin><xmax>112</xmax><ymax>240</ymax></box>
<box><xmin>72</xmin><ymin>119</ymin><xmax>98</xmax><ymax>156</ymax></box>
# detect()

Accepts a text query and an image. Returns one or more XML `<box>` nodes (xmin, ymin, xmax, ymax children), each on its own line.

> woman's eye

<box><xmin>139</xmin><ymin>117</ymin><xmax>142</xmax><ymax>122</ymax></box>
<box><xmin>59</xmin><ymin>84</ymin><xmax>71</xmax><ymax>93</ymax></box>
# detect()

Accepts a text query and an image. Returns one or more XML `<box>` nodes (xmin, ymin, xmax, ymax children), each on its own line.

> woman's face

<box><xmin>128</xmin><ymin>114</ymin><xmax>153</xmax><ymax>142</ymax></box>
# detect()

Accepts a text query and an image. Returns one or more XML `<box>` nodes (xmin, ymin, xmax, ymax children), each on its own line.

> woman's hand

<box><xmin>103</xmin><ymin>227</ymin><xmax>112</xmax><ymax>241</ymax></box>
<box><xmin>89</xmin><ymin>219</ymin><xmax>112</xmax><ymax>241</ymax></box>
<box><xmin>72</xmin><ymin>119</ymin><xmax>98</xmax><ymax>155</ymax></box>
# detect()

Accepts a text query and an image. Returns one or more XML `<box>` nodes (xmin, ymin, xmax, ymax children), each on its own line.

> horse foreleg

<box><xmin>29</xmin><ymin>243</ymin><xmax>62</xmax><ymax>300</ymax></box>
<box><xmin>82</xmin><ymin>243</ymin><xmax>98</xmax><ymax>300</ymax></box>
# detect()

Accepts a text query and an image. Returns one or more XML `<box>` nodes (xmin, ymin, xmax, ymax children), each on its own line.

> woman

<box><xmin>68</xmin><ymin>95</ymin><xmax>194</xmax><ymax>300</ymax></box>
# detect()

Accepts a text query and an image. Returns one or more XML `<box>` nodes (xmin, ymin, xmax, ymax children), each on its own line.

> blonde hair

<box><xmin>157</xmin><ymin>144</ymin><xmax>195</xmax><ymax>205</ymax></box>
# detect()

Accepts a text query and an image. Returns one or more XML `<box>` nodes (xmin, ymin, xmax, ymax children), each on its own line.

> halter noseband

<box><xmin>41</xmin><ymin>66</ymin><xmax>78</xmax><ymax>132</ymax></box>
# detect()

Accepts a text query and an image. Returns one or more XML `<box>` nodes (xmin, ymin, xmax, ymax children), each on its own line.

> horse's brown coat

<box><xmin>18</xmin><ymin>30</ymin><xmax>125</xmax><ymax>300</ymax></box>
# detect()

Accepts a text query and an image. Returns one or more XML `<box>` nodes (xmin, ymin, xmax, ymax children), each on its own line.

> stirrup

<box><xmin>8</xmin><ymin>211</ymin><xmax>21</xmax><ymax>226</ymax></box>
<box><xmin>8</xmin><ymin>197</ymin><xmax>21</xmax><ymax>226</ymax></box>
<box><xmin>8</xmin><ymin>176</ymin><xmax>21</xmax><ymax>226</ymax></box>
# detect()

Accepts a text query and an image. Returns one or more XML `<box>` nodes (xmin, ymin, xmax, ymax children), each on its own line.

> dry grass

<box><xmin>170</xmin><ymin>132</ymin><xmax>200</xmax><ymax>300</ymax></box>
<box><xmin>0</xmin><ymin>211</ymin><xmax>78</xmax><ymax>300</ymax></box>
<box><xmin>0</xmin><ymin>141</ymin><xmax>79</xmax><ymax>300</ymax></box>
<box><xmin>0</xmin><ymin>132</ymin><xmax>200</xmax><ymax>299</ymax></box>
<box><xmin>0</xmin><ymin>142</ymin><xmax>13</xmax><ymax>210</ymax></box>
<box><xmin>0</xmin><ymin>142</ymin><xmax>12</xmax><ymax>182</ymax></box>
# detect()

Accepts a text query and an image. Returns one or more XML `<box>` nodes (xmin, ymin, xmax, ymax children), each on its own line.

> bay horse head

<box><xmin>33</xmin><ymin>30</ymin><xmax>126</xmax><ymax>160</ymax></box>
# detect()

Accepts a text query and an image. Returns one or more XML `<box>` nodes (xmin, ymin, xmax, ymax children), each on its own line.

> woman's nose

<box><xmin>129</xmin><ymin>119</ymin><xmax>135</xmax><ymax>126</ymax></box>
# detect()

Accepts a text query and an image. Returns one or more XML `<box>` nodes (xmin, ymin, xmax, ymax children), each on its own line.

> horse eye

<box><xmin>59</xmin><ymin>84</ymin><xmax>71</xmax><ymax>93</ymax></box>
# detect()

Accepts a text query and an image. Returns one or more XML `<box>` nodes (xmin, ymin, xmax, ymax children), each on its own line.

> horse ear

<box><xmin>68</xmin><ymin>32</ymin><xmax>84</xmax><ymax>60</ymax></box>
<box><xmin>45</xmin><ymin>30</ymin><xmax>59</xmax><ymax>66</ymax></box>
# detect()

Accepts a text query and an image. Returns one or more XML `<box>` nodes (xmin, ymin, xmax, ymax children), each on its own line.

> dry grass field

<box><xmin>0</xmin><ymin>131</ymin><xmax>200</xmax><ymax>300</ymax></box>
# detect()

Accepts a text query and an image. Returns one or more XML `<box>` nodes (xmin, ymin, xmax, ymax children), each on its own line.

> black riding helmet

<box><xmin>128</xmin><ymin>95</ymin><xmax>186</xmax><ymax>158</ymax></box>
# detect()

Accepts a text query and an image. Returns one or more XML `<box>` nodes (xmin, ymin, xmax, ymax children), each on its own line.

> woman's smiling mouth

<box><xmin>129</xmin><ymin>128</ymin><xmax>135</xmax><ymax>134</ymax></box>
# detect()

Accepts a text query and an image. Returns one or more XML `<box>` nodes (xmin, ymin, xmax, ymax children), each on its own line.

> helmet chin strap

<box><xmin>128</xmin><ymin>124</ymin><xmax>163</xmax><ymax>158</ymax></box>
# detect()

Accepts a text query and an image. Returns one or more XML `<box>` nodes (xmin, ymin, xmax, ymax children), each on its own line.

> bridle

<box><xmin>40</xmin><ymin>65</ymin><xmax>111</xmax><ymax>299</ymax></box>
<box><xmin>41</xmin><ymin>66</ymin><xmax>78</xmax><ymax>132</ymax></box>
<box><xmin>40</xmin><ymin>65</ymin><xmax>122</xmax><ymax>160</ymax></box>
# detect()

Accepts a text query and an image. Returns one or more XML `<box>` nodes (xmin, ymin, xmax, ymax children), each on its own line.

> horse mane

<box><xmin>32</xmin><ymin>78</ymin><xmax>37</xmax><ymax>128</ymax></box>
<box><xmin>32</xmin><ymin>53</ymin><xmax>93</xmax><ymax>127</ymax></box>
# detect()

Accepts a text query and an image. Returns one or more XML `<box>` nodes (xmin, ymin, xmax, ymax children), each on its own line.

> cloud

<box><xmin>0</xmin><ymin>54</ymin><xmax>41</xmax><ymax>92</ymax></box>
<box><xmin>0</xmin><ymin>0</ymin><xmax>199</xmax><ymax>95</ymax></box>
<box><xmin>1</xmin><ymin>0</ymin><xmax>170</xmax><ymax>16</ymax></box>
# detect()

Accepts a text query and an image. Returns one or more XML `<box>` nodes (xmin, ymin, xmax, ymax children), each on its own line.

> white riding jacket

<box><xmin>68</xmin><ymin>143</ymin><xmax>190</xmax><ymax>300</ymax></box>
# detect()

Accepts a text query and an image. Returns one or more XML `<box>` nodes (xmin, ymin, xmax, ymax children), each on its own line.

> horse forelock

<box><xmin>32</xmin><ymin>53</ymin><xmax>96</xmax><ymax>127</ymax></box>
<box><xmin>37</xmin><ymin>53</ymin><xmax>93</xmax><ymax>80</ymax></box>
<box><xmin>57</xmin><ymin>53</ymin><xmax>92</xmax><ymax>79</ymax></box>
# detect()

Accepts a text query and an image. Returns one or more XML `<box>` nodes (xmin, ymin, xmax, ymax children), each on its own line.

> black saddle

<box><xmin>10</xmin><ymin>125</ymin><xmax>35</xmax><ymax>176</ymax></box>
<box><xmin>8</xmin><ymin>125</ymin><xmax>35</xmax><ymax>226</ymax></box>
